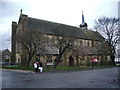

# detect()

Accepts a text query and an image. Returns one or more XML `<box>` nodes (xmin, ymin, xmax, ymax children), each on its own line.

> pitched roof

<box><xmin>36</xmin><ymin>46</ymin><xmax>59</xmax><ymax>55</ymax></box>
<box><xmin>0</xmin><ymin>49</ymin><xmax>11</xmax><ymax>55</ymax></box>
<box><xmin>27</xmin><ymin>17</ymin><xmax>105</xmax><ymax>41</ymax></box>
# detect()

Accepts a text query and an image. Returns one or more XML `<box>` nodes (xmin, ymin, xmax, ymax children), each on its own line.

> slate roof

<box><xmin>36</xmin><ymin>46</ymin><xmax>59</xmax><ymax>55</ymax></box>
<box><xmin>87</xmin><ymin>48</ymin><xmax>102</xmax><ymax>55</ymax></box>
<box><xmin>27</xmin><ymin>17</ymin><xmax>105</xmax><ymax>42</ymax></box>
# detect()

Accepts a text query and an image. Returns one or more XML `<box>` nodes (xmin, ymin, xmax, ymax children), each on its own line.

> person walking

<box><xmin>94</xmin><ymin>57</ymin><xmax>98</xmax><ymax>67</ymax></box>
<box><xmin>92</xmin><ymin>57</ymin><xmax>95</xmax><ymax>68</ymax></box>
<box><xmin>92</xmin><ymin>57</ymin><xmax>98</xmax><ymax>68</ymax></box>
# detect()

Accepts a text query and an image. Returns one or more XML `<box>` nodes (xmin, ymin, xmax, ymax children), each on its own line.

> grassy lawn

<box><xmin>2</xmin><ymin>65</ymin><xmax>34</xmax><ymax>71</ymax></box>
<box><xmin>44</xmin><ymin>66</ymin><xmax>91</xmax><ymax>71</ymax></box>
<box><xmin>2</xmin><ymin>65</ymin><xmax>90</xmax><ymax>71</ymax></box>
<box><xmin>2</xmin><ymin>64</ymin><xmax>116</xmax><ymax>72</ymax></box>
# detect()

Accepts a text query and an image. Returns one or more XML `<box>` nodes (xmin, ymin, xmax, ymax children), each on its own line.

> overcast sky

<box><xmin>0</xmin><ymin>0</ymin><xmax>119</xmax><ymax>51</ymax></box>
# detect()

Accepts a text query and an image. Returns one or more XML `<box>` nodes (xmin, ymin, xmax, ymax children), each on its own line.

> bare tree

<box><xmin>73</xmin><ymin>46</ymin><xmax>91</xmax><ymax>56</ymax></box>
<box><xmin>17</xmin><ymin>30</ymin><xmax>47</xmax><ymax>68</ymax></box>
<box><xmin>51</xmin><ymin>35</ymin><xmax>74</xmax><ymax>68</ymax></box>
<box><xmin>72</xmin><ymin>45</ymin><xmax>91</xmax><ymax>66</ymax></box>
<box><xmin>51</xmin><ymin>27</ymin><xmax>76</xmax><ymax>68</ymax></box>
<box><xmin>94</xmin><ymin>16</ymin><xmax>120</xmax><ymax>64</ymax></box>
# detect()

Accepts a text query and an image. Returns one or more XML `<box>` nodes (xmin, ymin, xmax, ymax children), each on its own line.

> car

<box><xmin>115</xmin><ymin>58</ymin><xmax>120</xmax><ymax>66</ymax></box>
<box><xmin>1</xmin><ymin>62</ymin><xmax>10</xmax><ymax>65</ymax></box>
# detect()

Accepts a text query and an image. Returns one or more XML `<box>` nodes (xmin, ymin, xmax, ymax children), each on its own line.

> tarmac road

<box><xmin>1</xmin><ymin>67</ymin><xmax>120</xmax><ymax>88</ymax></box>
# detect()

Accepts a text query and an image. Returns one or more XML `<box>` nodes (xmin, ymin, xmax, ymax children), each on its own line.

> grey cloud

<box><xmin>2</xmin><ymin>2</ymin><xmax>19</xmax><ymax>17</ymax></box>
<box><xmin>1</xmin><ymin>2</ymin><xmax>28</xmax><ymax>18</ymax></box>
<box><xmin>1</xmin><ymin>29</ymin><xmax>11</xmax><ymax>50</ymax></box>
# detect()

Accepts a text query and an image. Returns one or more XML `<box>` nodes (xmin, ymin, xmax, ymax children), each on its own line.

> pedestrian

<box><xmin>92</xmin><ymin>57</ymin><xmax>98</xmax><ymax>68</ymax></box>
<box><xmin>94</xmin><ymin>57</ymin><xmax>98</xmax><ymax>67</ymax></box>
<box><xmin>34</xmin><ymin>61</ymin><xmax>38</xmax><ymax>72</ymax></box>
<box><xmin>38</xmin><ymin>61</ymin><xmax>43</xmax><ymax>72</ymax></box>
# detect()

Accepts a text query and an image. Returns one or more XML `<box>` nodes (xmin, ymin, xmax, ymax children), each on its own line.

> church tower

<box><xmin>11</xmin><ymin>21</ymin><xmax>17</xmax><ymax>64</ymax></box>
<box><xmin>79</xmin><ymin>10</ymin><xmax>88</xmax><ymax>30</ymax></box>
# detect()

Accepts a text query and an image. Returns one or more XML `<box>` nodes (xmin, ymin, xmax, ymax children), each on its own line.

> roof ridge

<box><xmin>28</xmin><ymin>17</ymin><xmax>104</xmax><ymax>41</ymax></box>
<box><xmin>28</xmin><ymin>17</ymin><xmax>80</xmax><ymax>29</ymax></box>
<box><xmin>28</xmin><ymin>17</ymin><xmax>98</xmax><ymax>34</ymax></box>
<box><xmin>0</xmin><ymin>49</ymin><xmax>9</xmax><ymax>53</ymax></box>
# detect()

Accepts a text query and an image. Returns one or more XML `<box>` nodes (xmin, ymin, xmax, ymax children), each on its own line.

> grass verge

<box><xmin>2</xmin><ymin>64</ymin><xmax>116</xmax><ymax>72</ymax></box>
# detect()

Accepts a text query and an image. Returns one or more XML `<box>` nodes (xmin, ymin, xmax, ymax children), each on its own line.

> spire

<box><xmin>82</xmin><ymin>10</ymin><xmax>85</xmax><ymax>24</ymax></box>
<box><xmin>20</xmin><ymin>9</ymin><xmax>22</xmax><ymax>15</ymax></box>
<box><xmin>79</xmin><ymin>10</ymin><xmax>88</xmax><ymax>29</ymax></box>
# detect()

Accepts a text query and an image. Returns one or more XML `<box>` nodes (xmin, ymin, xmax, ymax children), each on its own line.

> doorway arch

<box><xmin>69</xmin><ymin>56</ymin><xmax>74</xmax><ymax>66</ymax></box>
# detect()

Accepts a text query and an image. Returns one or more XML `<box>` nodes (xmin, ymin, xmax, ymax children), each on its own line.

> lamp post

<box><xmin>6</xmin><ymin>39</ymin><xmax>10</xmax><ymax>50</ymax></box>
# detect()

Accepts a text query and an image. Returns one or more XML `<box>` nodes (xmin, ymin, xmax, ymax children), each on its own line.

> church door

<box><xmin>69</xmin><ymin>56</ymin><xmax>74</xmax><ymax>66</ymax></box>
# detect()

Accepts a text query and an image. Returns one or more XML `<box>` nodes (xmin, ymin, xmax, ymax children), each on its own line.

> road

<box><xmin>1</xmin><ymin>67</ymin><xmax>120</xmax><ymax>88</ymax></box>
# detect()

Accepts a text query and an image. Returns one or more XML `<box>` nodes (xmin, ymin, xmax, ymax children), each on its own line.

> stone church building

<box><xmin>11</xmin><ymin>10</ymin><xmax>110</xmax><ymax>67</ymax></box>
